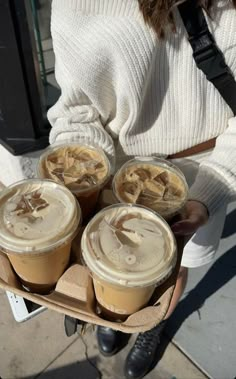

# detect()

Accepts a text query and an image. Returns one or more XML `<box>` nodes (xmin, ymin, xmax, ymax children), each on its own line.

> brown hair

<box><xmin>138</xmin><ymin>0</ymin><xmax>236</xmax><ymax>37</ymax></box>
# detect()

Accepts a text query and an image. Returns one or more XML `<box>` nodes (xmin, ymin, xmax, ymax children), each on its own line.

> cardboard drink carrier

<box><xmin>0</xmin><ymin>181</ymin><xmax>184</xmax><ymax>333</ymax></box>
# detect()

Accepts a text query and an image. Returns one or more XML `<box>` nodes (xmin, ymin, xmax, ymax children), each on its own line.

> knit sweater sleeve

<box><xmin>47</xmin><ymin>5</ymin><xmax>115</xmax><ymax>164</ymax></box>
<box><xmin>189</xmin><ymin>117</ymin><xmax>236</xmax><ymax>216</ymax></box>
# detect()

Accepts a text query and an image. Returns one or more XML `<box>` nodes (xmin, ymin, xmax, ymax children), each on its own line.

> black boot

<box><xmin>124</xmin><ymin>320</ymin><xmax>167</xmax><ymax>379</ymax></box>
<box><xmin>97</xmin><ymin>326</ymin><xmax>129</xmax><ymax>357</ymax></box>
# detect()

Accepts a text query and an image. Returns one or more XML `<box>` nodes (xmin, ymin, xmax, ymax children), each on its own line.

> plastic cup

<box><xmin>37</xmin><ymin>143</ymin><xmax>111</xmax><ymax>220</ymax></box>
<box><xmin>113</xmin><ymin>157</ymin><xmax>189</xmax><ymax>220</ymax></box>
<box><xmin>81</xmin><ymin>204</ymin><xmax>177</xmax><ymax>320</ymax></box>
<box><xmin>0</xmin><ymin>179</ymin><xmax>81</xmax><ymax>294</ymax></box>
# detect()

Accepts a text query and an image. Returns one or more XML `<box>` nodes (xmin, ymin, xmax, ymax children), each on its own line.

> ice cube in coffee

<box><xmin>38</xmin><ymin>144</ymin><xmax>111</xmax><ymax>220</ymax></box>
<box><xmin>81</xmin><ymin>204</ymin><xmax>177</xmax><ymax>320</ymax></box>
<box><xmin>113</xmin><ymin>158</ymin><xmax>188</xmax><ymax>220</ymax></box>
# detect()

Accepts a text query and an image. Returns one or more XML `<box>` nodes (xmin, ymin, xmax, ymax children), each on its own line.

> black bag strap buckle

<box><xmin>178</xmin><ymin>1</ymin><xmax>236</xmax><ymax>115</ymax></box>
<box><xmin>189</xmin><ymin>31</ymin><xmax>230</xmax><ymax>82</ymax></box>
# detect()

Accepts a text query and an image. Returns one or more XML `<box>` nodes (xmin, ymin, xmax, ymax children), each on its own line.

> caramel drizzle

<box><xmin>13</xmin><ymin>190</ymin><xmax>49</xmax><ymax>217</ymax></box>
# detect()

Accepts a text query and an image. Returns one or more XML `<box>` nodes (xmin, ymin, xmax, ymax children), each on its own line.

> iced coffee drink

<box><xmin>81</xmin><ymin>204</ymin><xmax>176</xmax><ymax>320</ymax></box>
<box><xmin>113</xmin><ymin>157</ymin><xmax>188</xmax><ymax>220</ymax></box>
<box><xmin>38</xmin><ymin>144</ymin><xmax>111</xmax><ymax>220</ymax></box>
<box><xmin>0</xmin><ymin>179</ymin><xmax>81</xmax><ymax>294</ymax></box>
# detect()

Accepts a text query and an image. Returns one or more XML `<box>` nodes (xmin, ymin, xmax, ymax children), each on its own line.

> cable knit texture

<box><xmin>48</xmin><ymin>0</ymin><xmax>236</xmax><ymax>216</ymax></box>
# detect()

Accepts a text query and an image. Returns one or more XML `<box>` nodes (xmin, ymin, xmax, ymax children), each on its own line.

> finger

<box><xmin>171</xmin><ymin>219</ymin><xmax>202</xmax><ymax>236</ymax></box>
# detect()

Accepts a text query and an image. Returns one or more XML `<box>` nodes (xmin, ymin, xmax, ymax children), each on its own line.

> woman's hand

<box><xmin>171</xmin><ymin>200</ymin><xmax>209</xmax><ymax>236</ymax></box>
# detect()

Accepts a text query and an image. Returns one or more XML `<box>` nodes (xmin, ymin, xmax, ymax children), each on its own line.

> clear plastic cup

<box><xmin>113</xmin><ymin>157</ymin><xmax>189</xmax><ymax>220</ymax></box>
<box><xmin>81</xmin><ymin>203</ymin><xmax>177</xmax><ymax>320</ymax></box>
<box><xmin>37</xmin><ymin>143</ymin><xmax>111</xmax><ymax>220</ymax></box>
<box><xmin>0</xmin><ymin>179</ymin><xmax>81</xmax><ymax>294</ymax></box>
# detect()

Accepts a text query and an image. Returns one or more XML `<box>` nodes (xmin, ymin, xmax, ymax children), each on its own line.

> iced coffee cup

<box><xmin>113</xmin><ymin>157</ymin><xmax>188</xmax><ymax>220</ymax></box>
<box><xmin>0</xmin><ymin>179</ymin><xmax>81</xmax><ymax>294</ymax></box>
<box><xmin>37</xmin><ymin>143</ymin><xmax>111</xmax><ymax>220</ymax></box>
<box><xmin>81</xmin><ymin>204</ymin><xmax>177</xmax><ymax>321</ymax></box>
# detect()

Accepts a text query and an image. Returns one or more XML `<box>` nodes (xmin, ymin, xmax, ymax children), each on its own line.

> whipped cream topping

<box><xmin>82</xmin><ymin>205</ymin><xmax>177</xmax><ymax>287</ymax></box>
<box><xmin>0</xmin><ymin>180</ymin><xmax>79</xmax><ymax>253</ymax></box>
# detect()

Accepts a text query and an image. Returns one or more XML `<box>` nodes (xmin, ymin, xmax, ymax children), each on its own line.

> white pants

<box><xmin>173</xmin><ymin>153</ymin><xmax>227</xmax><ymax>268</ymax></box>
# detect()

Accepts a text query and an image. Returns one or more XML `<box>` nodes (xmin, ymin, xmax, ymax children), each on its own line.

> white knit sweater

<box><xmin>48</xmin><ymin>0</ymin><xmax>236</xmax><ymax>216</ymax></box>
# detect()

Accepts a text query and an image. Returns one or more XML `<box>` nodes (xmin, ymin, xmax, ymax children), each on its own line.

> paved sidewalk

<box><xmin>0</xmin><ymin>289</ymin><xmax>207</xmax><ymax>379</ymax></box>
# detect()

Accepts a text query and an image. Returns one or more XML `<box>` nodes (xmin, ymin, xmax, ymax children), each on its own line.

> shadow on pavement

<box><xmin>151</xmin><ymin>208</ymin><xmax>236</xmax><ymax>369</ymax></box>
<box><xmin>154</xmin><ymin>246</ymin><xmax>236</xmax><ymax>368</ymax></box>
<box><xmin>24</xmin><ymin>357</ymin><xmax>101</xmax><ymax>379</ymax></box>
<box><xmin>221</xmin><ymin>209</ymin><xmax>236</xmax><ymax>239</ymax></box>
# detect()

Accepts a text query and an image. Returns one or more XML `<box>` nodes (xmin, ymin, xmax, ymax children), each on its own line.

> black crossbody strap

<box><xmin>178</xmin><ymin>0</ymin><xmax>236</xmax><ymax>116</ymax></box>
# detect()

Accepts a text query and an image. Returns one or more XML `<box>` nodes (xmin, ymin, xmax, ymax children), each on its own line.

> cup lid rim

<box><xmin>112</xmin><ymin>157</ymin><xmax>189</xmax><ymax>215</ymax></box>
<box><xmin>37</xmin><ymin>142</ymin><xmax>111</xmax><ymax>194</ymax></box>
<box><xmin>81</xmin><ymin>203</ymin><xmax>177</xmax><ymax>287</ymax></box>
<box><xmin>0</xmin><ymin>179</ymin><xmax>81</xmax><ymax>254</ymax></box>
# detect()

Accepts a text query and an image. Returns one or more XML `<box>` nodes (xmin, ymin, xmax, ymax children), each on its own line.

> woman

<box><xmin>48</xmin><ymin>0</ymin><xmax>236</xmax><ymax>378</ymax></box>
<box><xmin>4</xmin><ymin>0</ymin><xmax>235</xmax><ymax>378</ymax></box>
